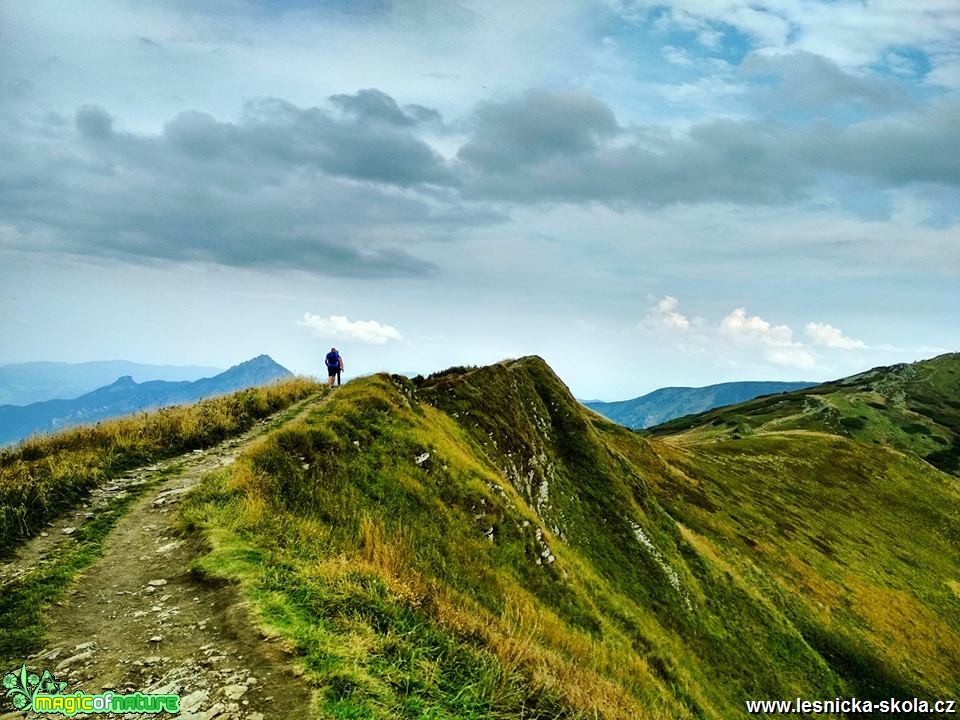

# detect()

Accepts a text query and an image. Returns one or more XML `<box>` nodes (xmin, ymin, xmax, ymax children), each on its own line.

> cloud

<box><xmin>802</xmin><ymin>100</ymin><xmax>960</xmax><ymax>188</ymax></box>
<box><xmin>457</xmin><ymin>88</ymin><xmax>619</xmax><ymax>173</ymax></box>
<box><xmin>805</xmin><ymin>322</ymin><xmax>866</xmax><ymax>350</ymax></box>
<box><xmin>740</xmin><ymin>50</ymin><xmax>906</xmax><ymax>111</ymax></box>
<box><xmin>455</xmin><ymin>88</ymin><xmax>960</xmax><ymax>206</ymax></box>
<box><xmin>4</xmin><ymin>76</ymin><xmax>960</xmax><ymax>284</ymax></box>
<box><xmin>458</xmin><ymin>98</ymin><xmax>808</xmax><ymax>205</ymax></box>
<box><xmin>642</xmin><ymin>297</ymin><xmax>823</xmax><ymax>369</ymax></box>
<box><xmin>75</xmin><ymin>105</ymin><xmax>113</xmax><ymax>140</ymax></box>
<box><xmin>613</xmin><ymin>0</ymin><xmax>960</xmax><ymax>69</ymax></box>
<box><xmin>299</xmin><ymin>313</ymin><xmax>402</xmax><ymax>345</ymax></box>
<box><xmin>720</xmin><ymin>307</ymin><xmax>816</xmax><ymax>368</ymax></box>
<box><xmin>643</xmin><ymin>295</ymin><xmax>691</xmax><ymax>331</ymax></box>
<box><xmin>328</xmin><ymin>88</ymin><xmax>444</xmax><ymax>129</ymax></box>
<box><xmin>0</xmin><ymin>92</ymin><xmax>478</xmax><ymax>277</ymax></box>
<box><xmin>720</xmin><ymin>307</ymin><xmax>794</xmax><ymax>347</ymax></box>
<box><xmin>225</xmin><ymin>95</ymin><xmax>455</xmax><ymax>187</ymax></box>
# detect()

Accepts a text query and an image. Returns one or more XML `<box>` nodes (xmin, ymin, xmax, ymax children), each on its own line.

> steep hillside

<box><xmin>646</xmin><ymin>352</ymin><xmax>960</xmax><ymax>476</ymax></box>
<box><xmin>182</xmin><ymin>356</ymin><xmax>959</xmax><ymax>718</ymax></box>
<box><xmin>584</xmin><ymin>381</ymin><xmax>816</xmax><ymax>429</ymax></box>
<box><xmin>0</xmin><ymin>355</ymin><xmax>291</xmax><ymax>446</ymax></box>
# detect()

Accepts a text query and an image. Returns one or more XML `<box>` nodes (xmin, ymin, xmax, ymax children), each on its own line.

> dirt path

<box><xmin>1</xmin><ymin>394</ymin><xmax>325</xmax><ymax>720</ymax></box>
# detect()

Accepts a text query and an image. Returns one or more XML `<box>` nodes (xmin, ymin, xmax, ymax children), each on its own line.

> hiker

<box><xmin>325</xmin><ymin>347</ymin><xmax>343</xmax><ymax>388</ymax></box>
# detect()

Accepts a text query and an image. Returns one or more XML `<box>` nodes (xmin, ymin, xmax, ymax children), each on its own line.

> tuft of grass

<box><xmin>0</xmin><ymin>378</ymin><xmax>323</xmax><ymax>555</ymax></box>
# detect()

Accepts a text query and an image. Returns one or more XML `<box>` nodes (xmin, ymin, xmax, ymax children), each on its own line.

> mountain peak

<box><xmin>231</xmin><ymin>354</ymin><xmax>285</xmax><ymax>371</ymax></box>
<box><xmin>0</xmin><ymin>355</ymin><xmax>294</xmax><ymax>445</ymax></box>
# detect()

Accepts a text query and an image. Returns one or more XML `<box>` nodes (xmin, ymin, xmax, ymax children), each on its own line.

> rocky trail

<box><xmin>1</xmin><ymin>395</ymin><xmax>325</xmax><ymax>719</ymax></box>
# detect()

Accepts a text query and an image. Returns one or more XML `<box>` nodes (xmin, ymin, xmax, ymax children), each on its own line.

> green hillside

<box><xmin>646</xmin><ymin>352</ymin><xmax>960</xmax><ymax>476</ymax></box>
<box><xmin>182</xmin><ymin>356</ymin><xmax>960</xmax><ymax>718</ymax></box>
<box><xmin>583</xmin><ymin>380</ymin><xmax>815</xmax><ymax>429</ymax></box>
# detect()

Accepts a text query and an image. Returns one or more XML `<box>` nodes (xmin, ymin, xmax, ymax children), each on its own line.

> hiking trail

<box><xmin>0</xmin><ymin>394</ymin><xmax>327</xmax><ymax>720</ymax></box>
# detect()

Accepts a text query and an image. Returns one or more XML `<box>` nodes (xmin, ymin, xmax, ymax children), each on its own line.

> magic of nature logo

<box><xmin>3</xmin><ymin>664</ymin><xmax>180</xmax><ymax>715</ymax></box>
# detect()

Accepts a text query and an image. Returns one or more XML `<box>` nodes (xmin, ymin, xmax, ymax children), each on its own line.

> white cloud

<box><xmin>614</xmin><ymin>0</ymin><xmax>960</xmax><ymax>70</ymax></box>
<box><xmin>643</xmin><ymin>295</ymin><xmax>691</xmax><ymax>331</ymax></box>
<box><xmin>721</xmin><ymin>307</ymin><xmax>816</xmax><ymax>368</ymax></box>
<box><xmin>805</xmin><ymin>321</ymin><xmax>866</xmax><ymax>350</ymax></box>
<box><xmin>721</xmin><ymin>307</ymin><xmax>795</xmax><ymax>347</ymax></box>
<box><xmin>299</xmin><ymin>313</ymin><xmax>402</xmax><ymax>345</ymax></box>
<box><xmin>642</xmin><ymin>298</ymin><xmax>821</xmax><ymax>369</ymax></box>
<box><xmin>662</xmin><ymin>45</ymin><xmax>694</xmax><ymax>66</ymax></box>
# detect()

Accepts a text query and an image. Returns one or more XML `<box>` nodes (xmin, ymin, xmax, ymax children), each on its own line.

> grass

<box><xmin>644</xmin><ymin>433</ymin><xmax>960</xmax><ymax>699</ymax></box>
<box><xmin>12</xmin><ymin>353</ymin><xmax>956</xmax><ymax>717</ymax></box>
<box><xmin>181</xmin><ymin>356</ymin><xmax>960</xmax><ymax>718</ymax></box>
<box><xmin>0</xmin><ymin>466</ymin><xmax>176</xmax><ymax>665</ymax></box>
<box><xmin>0</xmin><ymin>377</ymin><xmax>323</xmax><ymax>555</ymax></box>
<box><xmin>181</xmin><ymin>373</ymin><xmax>676</xmax><ymax>719</ymax></box>
<box><xmin>645</xmin><ymin>352</ymin><xmax>960</xmax><ymax>476</ymax></box>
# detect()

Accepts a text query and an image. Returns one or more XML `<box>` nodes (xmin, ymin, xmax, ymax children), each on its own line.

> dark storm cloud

<box><xmin>801</xmin><ymin>100</ymin><xmax>960</xmax><ymax>187</ymax></box>
<box><xmin>163</xmin><ymin>95</ymin><xmax>455</xmax><ymax>187</ymax></box>
<box><xmin>326</xmin><ymin>89</ymin><xmax>445</xmax><ymax>131</ymax></box>
<box><xmin>456</xmin><ymin>91</ymin><xmax>808</xmax><ymax>205</ymax></box>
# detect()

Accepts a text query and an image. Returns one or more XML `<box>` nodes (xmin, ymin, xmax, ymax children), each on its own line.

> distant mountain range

<box><xmin>583</xmin><ymin>380</ymin><xmax>817</xmax><ymax>429</ymax></box>
<box><xmin>0</xmin><ymin>355</ymin><xmax>291</xmax><ymax>446</ymax></box>
<box><xmin>0</xmin><ymin>360</ymin><xmax>223</xmax><ymax>406</ymax></box>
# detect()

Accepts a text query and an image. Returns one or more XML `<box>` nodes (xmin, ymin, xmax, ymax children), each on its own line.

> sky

<box><xmin>1</xmin><ymin>0</ymin><xmax>958</xmax><ymax>400</ymax></box>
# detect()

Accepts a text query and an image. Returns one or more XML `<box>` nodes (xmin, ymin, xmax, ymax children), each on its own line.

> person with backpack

<box><xmin>325</xmin><ymin>347</ymin><xmax>343</xmax><ymax>387</ymax></box>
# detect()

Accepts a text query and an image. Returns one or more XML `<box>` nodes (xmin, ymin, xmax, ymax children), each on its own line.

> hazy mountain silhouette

<box><xmin>0</xmin><ymin>355</ymin><xmax>290</xmax><ymax>445</ymax></box>
<box><xmin>584</xmin><ymin>380</ymin><xmax>816</xmax><ymax>428</ymax></box>
<box><xmin>0</xmin><ymin>360</ymin><xmax>223</xmax><ymax>406</ymax></box>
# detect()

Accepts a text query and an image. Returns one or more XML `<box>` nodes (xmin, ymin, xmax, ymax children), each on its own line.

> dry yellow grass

<box><xmin>0</xmin><ymin>377</ymin><xmax>322</xmax><ymax>553</ymax></box>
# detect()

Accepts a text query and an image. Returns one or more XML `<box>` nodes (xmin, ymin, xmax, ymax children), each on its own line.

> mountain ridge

<box><xmin>645</xmin><ymin>351</ymin><xmax>960</xmax><ymax>476</ymax></box>
<box><xmin>0</xmin><ymin>360</ymin><xmax>223</xmax><ymax>406</ymax></box>
<box><xmin>0</xmin><ymin>355</ymin><xmax>292</xmax><ymax>446</ymax></box>
<box><xmin>178</xmin><ymin>352</ymin><xmax>958</xmax><ymax>717</ymax></box>
<box><xmin>584</xmin><ymin>380</ymin><xmax>817</xmax><ymax>429</ymax></box>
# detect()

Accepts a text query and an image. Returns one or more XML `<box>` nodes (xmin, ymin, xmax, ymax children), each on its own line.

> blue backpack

<box><xmin>326</xmin><ymin>351</ymin><xmax>340</xmax><ymax>368</ymax></box>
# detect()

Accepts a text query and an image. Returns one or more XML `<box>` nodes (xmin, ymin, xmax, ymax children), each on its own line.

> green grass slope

<box><xmin>583</xmin><ymin>380</ymin><xmax>816</xmax><ymax>429</ymax></box>
<box><xmin>646</xmin><ymin>352</ymin><xmax>960</xmax><ymax>476</ymax></box>
<box><xmin>181</xmin><ymin>355</ymin><xmax>960</xmax><ymax>718</ymax></box>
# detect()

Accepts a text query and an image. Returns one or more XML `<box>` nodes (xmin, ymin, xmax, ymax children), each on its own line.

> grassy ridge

<box><xmin>415</xmin><ymin>361</ymin><xmax>845</xmax><ymax>708</ymax></box>
<box><xmin>181</xmin><ymin>357</ymin><xmax>960</xmax><ymax>718</ymax></box>
<box><xmin>646</xmin><ymin>352</ymin><xmax>960</xmax><ymax>476</ymax></box>
<box><xmin>643</xmin><ymin>434</ymin><xmax>960</xmax><ymax>699</ymax></box>
<box><xmin>182</xmin><ymin>375</ymin><xmax>657</xmax><ymax>719</ymax></box>
<box><xmin>0</xmin><ymin>377</ymin><xmax>322</xmax><ymax>555</ymax></box>
<box><xmin>634</xmin><ymin>354</ymin><xmax>960</xmax><ymax>701</ymax></box>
